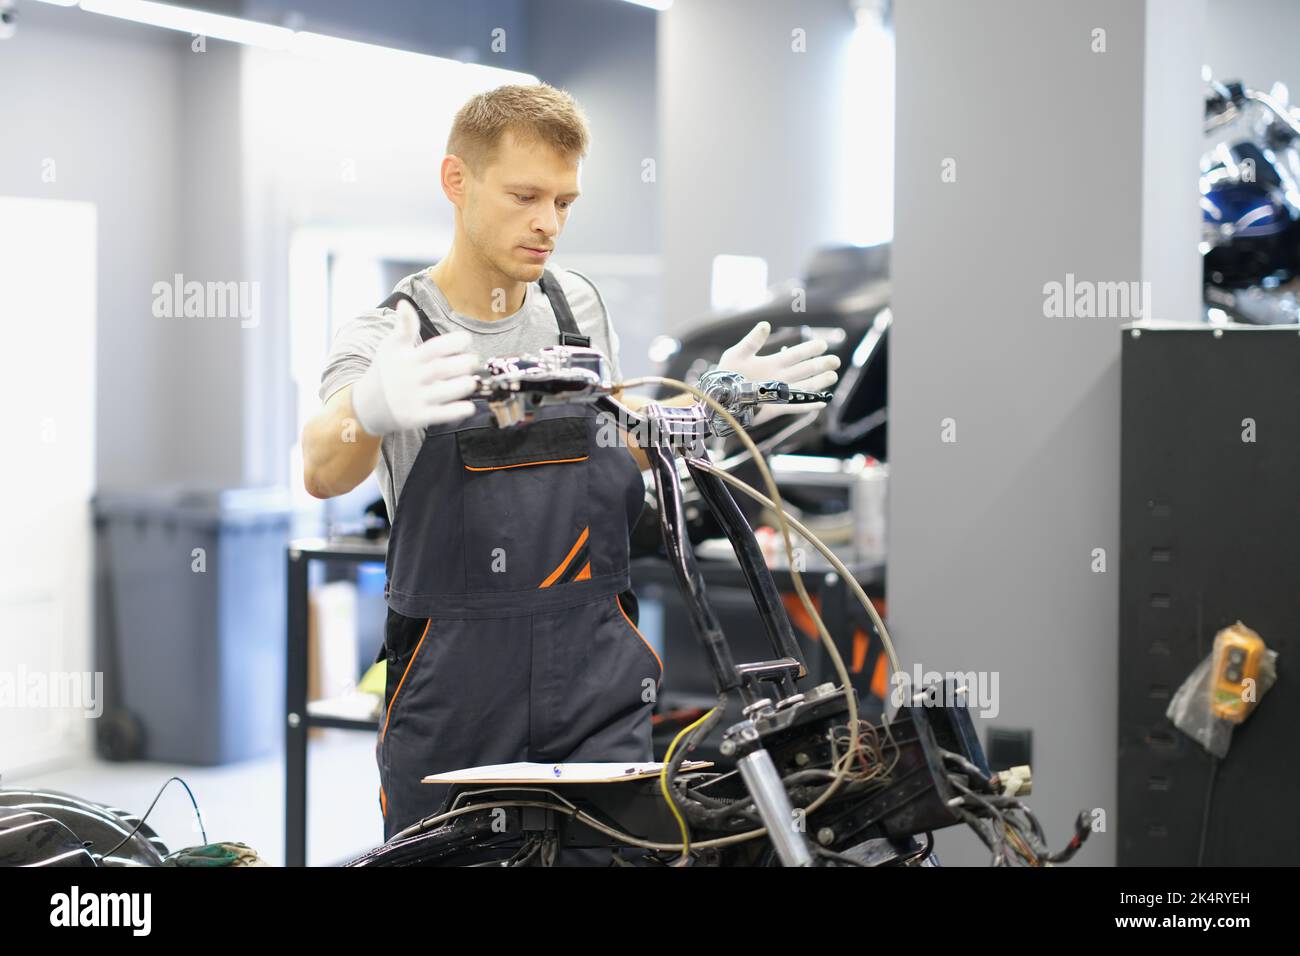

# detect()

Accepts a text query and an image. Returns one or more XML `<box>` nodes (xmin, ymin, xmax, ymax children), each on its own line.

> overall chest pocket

<box><xmin>456</xmin><ymin>414</ymin><xmax>593</xmax><ymax>592</ymax></box>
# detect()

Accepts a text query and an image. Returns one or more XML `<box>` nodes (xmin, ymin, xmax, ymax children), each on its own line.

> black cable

<box><xmin>662</xmin><ymin>695</ymin><xmax>727</xmax><ymax>826</ymax></box>
<box><xmin>955</xmin><ymin>783</ymin><xmax>1089</xmax><ymax>867</ymax></box>
<box><xmin>682</xmin><ymin>768</ymin><xmax>838</xmax><ymax>822</ymax></box>
<box><xmin>974</xmin><ymin>793</ymin><xmax>1050</xmax><ymax>855</ymax></box>
<box><xmin>1042</xmin><ymin>810</ymin><xmax>1093</xmax><ymax>864</ymax></box>
<box><xmin>892</xmin><ymin>831</ymin><xmax>934</xmax><ymax>866</ymax></box>
<box><xmin>502</xmin><ymin>835</ymin><xmax>541</xmax><ymax>867</ymax></box>
<box><xmin>954</xmin><ymin>807</ymin><xmax>1003</xmax><ymax>863</ymax></box>
<box><xmin>1007</xmin><ymin>802</ymin><xmax>1049</xmax><ymax>851</ymax></box>
<box><xmin>97</xmin><ymin>776</ymin><xmax>205</xmax><ymax>861</ymax></box>
<box><xmin>969</xmin><ymin>790</ymin><xmax>1090</xmax><ymax>866</ymax></box>
<box><xmin>918</xmin><ymin>831</ymin><xmax>935</xmax><ymax>864</ymax></box>
<box><xmin>673</xmin><ymin>778</ymin><xmax>743</xmax><ymax>809</ymax></box>
<box><xmin>941</xmin><ymin>751</ymin><xmax>997</xmax><ymax>792</ymax></box>
<box><xmin>985</xmin><ymin>796</ymin><xmax>1048</xmax><ymax>841</ymax></box>
<box><xmin>1197</xmin><ymin>755</ymin><xmax>1219</xmax><ymax>866</ymax></box>
<box><xmin>950</xmin><ymin>777</ymin><xmax>1011</xmax><ymax>865</ymax></box>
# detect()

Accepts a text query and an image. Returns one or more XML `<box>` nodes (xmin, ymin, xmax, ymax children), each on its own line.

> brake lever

<box><xmin>696</xmin><ymin>368</ymin><xmax>833</xmax><ymax>437</ymax></box>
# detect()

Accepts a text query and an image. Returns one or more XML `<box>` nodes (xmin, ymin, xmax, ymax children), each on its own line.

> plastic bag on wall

<box><xmin>1167</xmin><ymin>621</ymin><xmax>1278</xmax><ymax>758</ymax></box>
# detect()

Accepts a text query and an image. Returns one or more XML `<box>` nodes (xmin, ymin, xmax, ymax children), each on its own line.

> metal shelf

<box><xmin>285</xmin><ymin>536</ymin><xmax>387</xmax><ymax>868</ymax></box>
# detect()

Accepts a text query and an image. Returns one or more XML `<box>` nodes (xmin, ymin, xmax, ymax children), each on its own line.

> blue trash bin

<box><xmin>355</xmin><ymin>562</ymin><xmax>387</xmax><ymax>677</ymax></box>
<box><xmin>93</xmin><ymin>486</ymin><xmax>291</xmax><ymax>765</ymax></box>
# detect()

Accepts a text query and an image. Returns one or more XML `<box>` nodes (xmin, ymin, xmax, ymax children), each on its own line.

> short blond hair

<box><xmin>447</xmin><ymin>83</ymin><xmax>590</xmax><ymax>177</ymax></box>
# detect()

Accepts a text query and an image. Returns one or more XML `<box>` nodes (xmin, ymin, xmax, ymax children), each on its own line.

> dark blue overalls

<box><xmin>373</xmin><ymin>270</ymin><xmax>662</xmax><ymax>845</ymax></box>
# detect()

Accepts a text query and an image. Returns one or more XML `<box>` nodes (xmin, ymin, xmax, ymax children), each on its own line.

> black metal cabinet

<box><xmin>1119</xmin><ymin>325</ymin><xmax>1300</xmax><ymax>865</ymax></box>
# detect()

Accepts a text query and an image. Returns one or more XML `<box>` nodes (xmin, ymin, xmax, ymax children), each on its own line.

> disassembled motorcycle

<box><xmin>343</xmin><ymin>347</ymin><xmax>1093</xmax><ymax>867</ymax></box>
<box><xmin>1</xmin><ymin>348</ymin><xmax>1091</xmax><ymax>868</ymax></box>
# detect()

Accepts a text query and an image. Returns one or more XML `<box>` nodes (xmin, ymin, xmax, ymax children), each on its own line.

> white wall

<box><xmin>1205</xmin><ymin>0</ymin><xmax>1300</xmax><ymax>96</ymax></box>
<box><xmin>658</xmin><ymin>0</ymin><xmax>858</xmax><ymax>331</ymax></box>
<box><xmin>0</xmin><ymin>197</ymin><xmax>97</xmax><ymax>773</ymax></box>
<box><xmin>1142</xmin><ymin>0</ymin><xmax>1207</xmax><ymax>324</ymax></box>
<box><xmin>0</xmin><ymin>4</ymin><xmax>183</xmax><ymax>487</ymax></box>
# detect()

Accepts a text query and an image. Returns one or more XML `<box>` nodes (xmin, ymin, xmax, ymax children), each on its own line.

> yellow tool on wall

<box><xmin>1211</xmin><ymin>622</ymin><xmax>1267</xmax><ymax>723</ymax></box>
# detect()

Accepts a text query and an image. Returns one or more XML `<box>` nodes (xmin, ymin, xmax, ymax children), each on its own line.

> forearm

<box><xmin>302</xmin><ymin>385</ymin><xmax>383</xmax><ymax>498</ymax></box>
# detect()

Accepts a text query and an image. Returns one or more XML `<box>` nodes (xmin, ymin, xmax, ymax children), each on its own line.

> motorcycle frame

<box><xmin>346</xmin><ymin>387</ymin><xmax>962</xmax><ymax>866</ymax></box>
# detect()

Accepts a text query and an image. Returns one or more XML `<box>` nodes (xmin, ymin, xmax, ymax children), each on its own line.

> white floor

<box><xmin>5</xmin><ymin>730</ymin><xmax>385</xmax><ymax>866</ymax></box>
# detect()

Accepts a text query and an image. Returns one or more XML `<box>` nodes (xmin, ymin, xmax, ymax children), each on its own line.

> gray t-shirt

<box><xmin>318</xmin><ymin>266</ymin><xmax>623</xmax><ymax>525</ymax></box>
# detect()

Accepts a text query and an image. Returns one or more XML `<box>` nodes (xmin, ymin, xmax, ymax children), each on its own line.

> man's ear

<box><xmin>440</xmin><ymin>154</ymin><xmax>467</xmax><ymax>208</ymax></box>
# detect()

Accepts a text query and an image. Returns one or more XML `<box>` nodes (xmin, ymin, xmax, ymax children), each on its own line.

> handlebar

<box><xmin>469</xmin><ymin>345</ymin><xmax>832</xmax><ymax>433</ymax></box>
<box><xmin>468</xmin><ymin>343</ymin><xmax>836</xmax><ymax>704</ymax></box>
<box><xmin>1205</xmin><ymin>79</ymin><xmax>1300</xmax><ymax>140</ymax></box>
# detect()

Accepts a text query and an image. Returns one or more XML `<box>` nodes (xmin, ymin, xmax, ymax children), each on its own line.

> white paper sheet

<box><xmin>423</xmin><ymin>760</ymin><xmax>714</xmax><ymax>784</ymax></box>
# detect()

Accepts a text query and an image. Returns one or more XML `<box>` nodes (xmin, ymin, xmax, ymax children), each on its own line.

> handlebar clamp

<box><xmin>474</xmin><ymin>346</ymin><xmax>610</xmax><ymax>427</ymax></box>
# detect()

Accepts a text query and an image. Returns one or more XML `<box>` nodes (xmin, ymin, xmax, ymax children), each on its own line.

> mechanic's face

<box><xmin>460</xmin><ymin>129</ymin><xmax>581</xmax><ymax>283</ymax></box>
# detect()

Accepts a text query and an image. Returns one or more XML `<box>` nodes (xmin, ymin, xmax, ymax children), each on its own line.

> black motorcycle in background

<box><xmin>650</xmin><ymin>242</ymin><xmax>892</xmax><ymax>466</ymax></box>
<box><xmin>630</xmin><ymin>242</ymin><xmax>892</xmax><ymax>579</ymax></box>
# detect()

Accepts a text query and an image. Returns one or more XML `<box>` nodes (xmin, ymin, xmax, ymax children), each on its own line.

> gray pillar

<box><xmin>890</xmin><ymin>0</ymin><xmax>1205</xmax><ymax>865</ymax></box>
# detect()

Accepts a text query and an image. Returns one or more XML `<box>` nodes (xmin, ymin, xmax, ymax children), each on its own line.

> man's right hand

<box><xmin>350</xmin><ymin>300</ymin><xmax>480</xmax><ymax>436</ymax></box>
<box><xmin>302</xmin><ymin>302</ymin><xmax>480</xmax><ymax>499</ymax></box>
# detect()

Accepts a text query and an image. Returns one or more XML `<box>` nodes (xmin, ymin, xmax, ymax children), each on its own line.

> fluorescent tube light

<box><xmin>71</xmin><ymin>2</ymin><xmax>536</xmax><ymax>83</ymax></box>
<box><xmin>79</xmin><ymin>0</ymin><xmax>293</xmax><ymax>49</ymax></box>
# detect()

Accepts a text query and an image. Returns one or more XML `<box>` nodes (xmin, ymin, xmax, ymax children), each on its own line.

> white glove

<box><xmin>350</xmin><ymin>300</ymin><xmax>480</xmax><ymax>436</ymax></box>
<box><xmin>713</xmin><ymin>321</ymin><xmax>841</xmax><ymax>425</ymax></box>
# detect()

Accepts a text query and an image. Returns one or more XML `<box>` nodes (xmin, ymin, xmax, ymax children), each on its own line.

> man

<box><xmin>302</xmin><ymin>83</ymin><xmax>839</xmax><ymax>855</ymax></box>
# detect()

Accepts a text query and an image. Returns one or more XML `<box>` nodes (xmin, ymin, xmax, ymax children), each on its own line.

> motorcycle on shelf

<box><xmin>1202</xmin><ymin>75</ymin><xmax>1300</xmax><ymax>325</ymax></box>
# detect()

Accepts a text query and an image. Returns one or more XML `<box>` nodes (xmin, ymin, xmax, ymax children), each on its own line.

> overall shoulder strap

<box><xmin>538</xmin><ymin>269</ymin><xmax>591</xmax><ymax>347</ymax></box>
<box><xmin>377</xmin><ymin>291</ymin><xmax>439</xmax><ymax>342</ymax></box>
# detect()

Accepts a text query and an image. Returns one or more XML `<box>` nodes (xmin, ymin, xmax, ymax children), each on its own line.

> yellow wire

<box><xmin>659</xmin><ymin>706</ymin><xmax>718</xmax><ymax>866</ymax></box>
<box><xmin>614</xmin><ymin>374</ymin><xmax>892</xmax><ymax>848</ymax></box>
<box><xmin>1004</xmin><ymin>822</ymin><xmax>1039</xmax><ymax>866</ymax></box>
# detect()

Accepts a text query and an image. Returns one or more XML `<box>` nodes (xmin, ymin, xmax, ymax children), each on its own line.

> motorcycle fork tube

<box><xmin>647</xmin><ymin>444</ymin><xmax>743</xmax><ymax>698</ymax></box>
<box><xmin>736</xmin><ymin>746</ymin><xmax>814</xmax><ymax>867</ymax></box>
<box><xmin>684</xmin><ymin>457</ymin><xmax>806</xmax><ymax>685</ymax></box>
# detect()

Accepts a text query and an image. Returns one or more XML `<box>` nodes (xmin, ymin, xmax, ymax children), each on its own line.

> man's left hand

<box><xmin>714</xmin><ymin>321</ymin><xmax>841</xmax><ymax>425</ymax></box>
